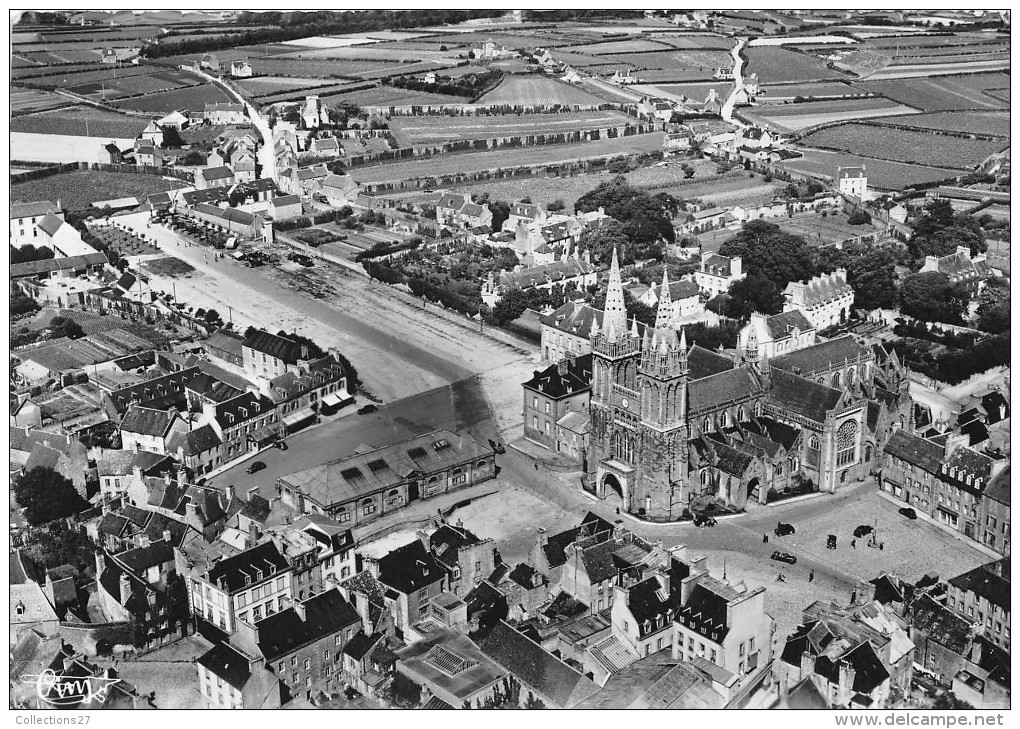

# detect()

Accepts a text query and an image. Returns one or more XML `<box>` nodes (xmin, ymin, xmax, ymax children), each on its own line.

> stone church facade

<box><xmin>585</xmin><ymin>250</ymin><xmax>909</xmax><ymax>521</ymax></box>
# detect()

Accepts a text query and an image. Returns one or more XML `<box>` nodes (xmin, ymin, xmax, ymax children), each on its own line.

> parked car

<box><xmin>357</xmin><ymin>404</ymin><xmax>378</xmax><ymax>415</ymax></box>
<box><xmin>771</xmin><ymin>551</ymin><xmax>797</xmax><ymax>565</ymax></box>
<box><xmin>275</xmin><ymin>441</ymin><xmax>289</xmax><ymax>451</ymax></box>
<box><xmin>487</xmin><ymin>439</ymin><xmax>506</xmax><ymax>454</ymax></box>
<box><xmin>899</xmin><ymin>507</ymin><xmax>918</xmax><ymax>520</ymax></box>
<box><xmin>246</xmin><ymin>461</ymin><xmax>266</xmax><ymax>474</ymax></box>
<box><xmin>775</xmin><ymin>522</ymin><xmax>795</xmax><ymax>537</ymax></box>
<box><xmin>694</xmin><ymin>514</ymin><xmax>717</xmax><ymax>528</ymax></box>
<box><xmin>853</xmin><ymin>524</ymin><xmax>873</xmax><ymax>538</ymax></box>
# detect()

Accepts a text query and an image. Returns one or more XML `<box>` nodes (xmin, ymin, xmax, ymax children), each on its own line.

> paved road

<box><xmin>208</xmin><ymin>377</ymin><xmax>498</xmax><ymax>500</ymax></box>
<box><xmin>722</xmin><ymin>39</ymin><xmax>748</xmax><ymax>127</ymax></box>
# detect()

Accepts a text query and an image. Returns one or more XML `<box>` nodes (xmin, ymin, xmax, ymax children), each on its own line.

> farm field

<box><xmin>854</xmin><ymin>73</ymin><xmax>1010</xmax><ymax>111</ymax></box>
<box><xmin>865</xmin><ymin>59</ymin><xmax>1011</xmax><ymax>80</ymax></box>
<box><xmin>757</xmin><ymin>81</ymin><xmax>863</xmax><ymax>100</ymax></box>
<box><xmin>251</xmin><ymin>57</ymin><xmax>400</xmax><ymax>78</ymax></box>
<box><xmin>389</xmin><ymin>111</ymin><xmax>635</xmax><ymax>145</ymax></box>
<box><xmin>801</xmin><ymin>124</ymin><xmax>1006</xmax><ymax>170</ymax></box>
<box><xmin>564</xmin><ymin>39</ymin><xmax>674</xmax><ymax>55</ymax></box>
<box><xmin>866</xmin><ymin>33</ymin><xmax>1004</xmax><ymax>48</ymax></box>
<box><xmin>18</xmin><ymin>64</ymin><xmax>162</xmax><ymax>89</ymax></box>
<box><xmin>870</xmin><ymin>111</ymin><xmax>1009</xmax><ymax>138</ymax></box>
<box><xmin>234</xmin><ymin>76</ymin><xmax>343</xmax><ymax>95</ymax></box>
<box><xmin>744</xmin><ymin>46</ymin><xmax>850</xmax><ymax>82</ymax></box>
<box><xmin>11</xmin><ymin>87</ymin><xmax>73</xmax><ymax>114</ymax></box>
<box><xmin>322</xmin><ymin>85</ymin><xmax>462</xmax><ymax>108</ymax></box>
<box><xmin>10</xmin><ymin>105</ymin><xmax>150</xmax><ymax>138</ymax></box>
<box><xmin>11</xmin><ymin>171</ymin><xmax>179</xmax><ymax>212</ymax></box>
<box><xmin>652</xmin><ymin>34</ymin><xmax>734</xmax><ymax>50</ymax></box>
<box><xmin>18</xmin><ymin>49</ymin><xmax>104</xmax><ymax>64</ymax></box>
<box><xmin>653</xmin><ymin>81</ymin><xmax>731</xmax><ymax>102</ymax></box>
<box><xmin>12</xmin><ymin>62</ymin><xmax>101</xmax><ymax>79</ymax></box>
<box><xmin>780</xmin><ymin>148</ymin><xmax>962</xmax><ymax>191</ymax></box>
<box><xmin>743</xmin><ymin>98</ymin><xmax>919</xmax><ymax>132</ymax></box>
<box><xmin>112</xmin><ymin>82</ymin><xmax>234</xmax><ymax>112</ymax></box>
<box><xmin>476</xmin><ymin>75</ymin><xmax>606</xmax><ymax>106</ymax></box>
<box><xmin>282</xmin><ymin>45</ymin><xmax>460</xmax><ymax>64</ymax></box>
<box><xmin>600</xmin><ymin>50</ymin><xmax>732</xmax><ymax>74</ymax></box>
<box><xmin>349</xmin><ymin>132</ymin><xmax>664</xmax><ymax>184</ymax></box>
<box><xmin>69</xmin><ymin>72</ymin><xmax>198</xmax><ymax>100</ymax></box>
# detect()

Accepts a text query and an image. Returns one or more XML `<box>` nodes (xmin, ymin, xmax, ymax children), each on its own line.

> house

<box><xmin>478</xmin><ymin>621</ymin><xmax>598</xmax><ymax>708</ymax></box>
<box><xmin>539</xmin><ymin>300</ymin><xmax>602</xmax><ymax>363</ymax></box>
<box><xmin>198</xmin><ymin>165</ymin><xmax>235</xmax><ymax>190</ymax></box>
<box><xmin>480</xmin><ymin>255</ymin><xmax>598</xmax><ymax>307</ymax></box>
<box><xmin>200</xmin><ymin>53</ymin><xmax>220</xmax><ymax>71</ymax></box>
<box><xmin>195</xmin><ymin>641</ymin><xmax>283</xmax><ymax>708</ymax></box>
<box><xmin>185</xmin><ymin>203</ymin><xmax>272</xmax><ymax>242</ymax></box>
<box><xmin>436</xmin><ymin>193</ymin><xmax>492</xmax><ymax>230</ymax></box>
<box><xmin>133</xmin><ymin>140</ymin><xmax>162</xmax><ymax>167</ymax></box>
<box><xmin>319</xmin><ymin>173</ymin><xmax>359</xmax><ymax>207</ymax></box>
<box><xmin>295</xmin><ymin>164</ymin><xmax>330</xmax><ymax>195</ymax></box>
<box><xmin>774</xmin><ymin>599</ymin><xmax>914</xmax><ymax>709</ymax></box>
<box><xmin>740</xmin><ymin>127</ymin><xmax>774</xmax><ymax>149</ymax></box>
<box><xmin>736</xmin><ymin>310</ymin><xmax>816</xmax><ymax>360</ymax></box>
<box><xmin>99</xmin><ymin>141</ymin><xmax>124</xmax><ymax>164</ymax></box>
<box><xmin>782</xmin><ymin>269</ymin><xmax>855</xmax><ymax>331</ymax></box>
<box><xmin>94</xmin><ymin>539</ymin><xmax>191</xmax><ymax>650</ymax></box>
<box><xmin>187</xmin><ymin>541</ymin><xmax>293</xmax><ymax>635</ymax></box>
<box><xmin>204</xmin><ymin>102</ymin><xmax>246</xmax><ymax>125</ymax></box>
<box><xmin>980</xmin><ymin>466</ymin><xmax>1010</xmax><ymax>556</ymax></box>
<box><xmin>293</xmin><ymin>514</ymin><xmax>357</xmax><ymax>584</ymax></box>
<box><xmin>918</xmin><ymin>246</ymin><xmax>991</xmax><ymax>298</ymax></box>
<box><xmin>694</xmin><ymin>252</ymin><xmax>746</xmax><ymax>299</ymax></box>
<box><xmin>522</xmin><ymin>353</ymin><xmax>592</xmax><ymax>451</ymax></box>
<box><xmin>636</xmin><ymin>272</ymin><xmax>703</xmax><ymax>321</ymax></box>
<box><xmin>375</xmin><ymin>538</ymin><xmax>446</xmax><ymax>636</ymax></box>
<box><xmin>638</xmin><ymin>96</ymin><xmax>675</xmax><ymax>123</ymax></box>
<box><xmin>504</xmin><ymin>201</ymin><xmax>546</xmax><ymax>231</ymax></box>
<box><xmin>945</xmin><ymin>558</ymin><xmax>1010</xmax><ymax>653</ymax></box>
<box><xmin>277</xmin><ymin>430</ymin><xmax>495</xmax><ymax>527</ymax></box>
<box><xmin>262</xmin><ymin>351</ymin><xmax>352</xmax><ymax>433</ymax></box>
<box><xmin>202</xmin><ymin>390</ymin><xmax>281</xmax><ymax>461</ymax></box>
<box><xmin>837</xmin><ymin>166</ymin><xmax>867</xmax><ymax>200</ymax></box>
<box><xmin>10</xmin><ymin>200</ymin><xmax>64</xmax><ymax>247</ymax></box>
<box><xmin>429</xmin><ymin>522</ymin><xmax>497</xmax><ymax>599</ymax></box>
<box><xmin>119</xmin><ymin>405</ymin><xmax>189</xmax><ymax>455</ymax></box>
<box><xmin>301</xmin><ymin>95</ymin><xmax>327</xmax><ymax>129</ymax></box>
<box><xmin>156</xmin><ymin>110</ymin><xmax>190</xmax><ymax>131</ymax></box>
<box><xmin>242</xmin><ymin>329</ymin><xmax>306</xmax><ymax>381</ymax></box>
<box><xmin>268</xmin><ymin>194</ymin><xmax>303</xmax><ymax>221</ymax></box>
<box><xmin>310</xmin><ymin>136</ymin><xmax>341</xmax><ymax>158</ymax></box>
<box><xmin>395</xmin><ymin>628</ymin><xmax>508</xmax><ymax>708</ymax></box>
<box><xmin>229</xmin><ymin>588</ymin><xmax>362</xmax><ymax>705</ymax></box>
<box><xmin>10</xmin><ymin>395</ymin><xmax>43</xmax><ymax>429</ymax></box>
<box><xmin>610</xmin><ymin>69</ymin><xmax>640</xmax><ymax>85</ymax></box>
<box><xmin>230</xmin><ymin>60</ymin><xmax>253</xmax><ymax>78</ymax></box>
<box><xmin>572</xmin><ymin>649</ymin><xmax>727</xmax><ymax>708</ymax></box>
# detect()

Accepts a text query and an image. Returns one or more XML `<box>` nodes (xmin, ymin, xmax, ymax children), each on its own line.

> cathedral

<box><xmin>586</xmin><ymin>249</ymin><xmax>910</xmax><ymax>521</ymax></box>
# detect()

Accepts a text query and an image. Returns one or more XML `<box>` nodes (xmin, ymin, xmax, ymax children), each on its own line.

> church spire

<box><xmin>602</xmin><ymin>246</ymin><xmax>628</xmax><ymax>341</ymax></box>
<box><xmin>650</xmin><ymin>268</ymin><xmax>679</xmax><ymax>351</ymax></box>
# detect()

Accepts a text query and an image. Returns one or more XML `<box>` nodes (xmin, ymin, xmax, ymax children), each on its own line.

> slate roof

<box><xmin>687</xmin><ymin>367</ymin><xmax>762</xmax><ymax>413</ymax></box>
<box><xmin>9</xmin><ymin>252</ymin><xmax>108</xmax><ymax>278</ymax></box>
<box><xmin>214</xmin><ymin>391</ymin><xmax>274</xmax><ymax>429</ymax></box>
<box><xmin>928</xmin><ymin>249</ymin><xmax>991</xmax><ymax>283</ymax></box>
<box><xmin>280</xmin><ymin>430</ymin><xmax>490</xmax><ymax>509</ymax></box>
<box><xmin>883</xmin><ymin>430</ymin><xmax>945</xmax><ymax>474</ymax></box>
<box><xmin>984</xmin><ymin>466</ymin><xmax>1009</xmax><ymax>506</ymax></box>
<box><xmin>430</xmin><ymin>524</ymin><xmax>484</xmax><ymax>570</ymax></box>
<box><xmin>197</xmin><ymin>642</ymin><xmax>254</xmax><ymax>690</ymax></box>
<box><xmin>242</xmin><ymin>330</ymin><xmax>302</xmax><ymax>363</ymax></box>
<box><xmin>201</xmin><ymin>166</ymin><xmax>235</xmax><ymax>182</ymax></box>
<box><xmin>784</xmin><ymin>271</ymin><xmax>853</xmax><ymax>308</ymax></box>
<box><xmin>105</xmin><ymin>366</ymin><xmax>201</xmax><ymax>417</ymax></box>
<box><xmin>206</xmin><ymin>541</ymin><xmax>289</xmax><ymax>593</ymax></box>
<box><xmin>167</xmin><ymin>424</ymin><xmax>222</xmax><ymax>457</ymax></box>
<box><xmin>771</xmin><ymin>336</ymin><xmax>868</xmax><ymax>376</ymax></box>
<box><xmin>523</xmin><ymin>353</ymin><xmax>592</xmax><ymax>399</ymax></box>
<box><xmin>948</xmin><ymin>559</ymin><xmax>1010</xmax><ymax>613</ymax></box>
<box><xmin>270</xmin><ymin>194</ymin><xmax>301</xmax><ymax>208</ymax></box>
<box><xmin>679</xmin><ymin>581</ymin><xmax>730</xmax><ymax>640</ymax></box>
<box><xmin>478</xmin><ymin>621</ymin><xmax>598</xmax><ymax>708</ymax></box>
<box><xmin>542</xmin><ymin>512</ymin><xmax>614</xmax><ymax>569</ymax></box>
<box><xmin>539</xmin><ymin>301</ymin><xmax>601</xmax><ymax>340</ymax></box>
<box><xmin>713</xmin><ymin>441</ymin><xmax>754</xmax><ymax>477</ymax></box>
<box><xmin>343</xmin><ymin>630</ymin><xmax>383</xmax><ymax>661</ymax></box>
<box><xmin>765</xmin><ymin>310</ymin><xmax>814</xmax><ymax>338</ymax></box>
<box><xmin>120</xmin><ymin>405</ymin><xmax>176</xmax><ymax>437</ymax></box>
<box><xmin>377</xmin><ymin>539</ymin><xmax>444</xmax><ymax>595</ymax></box>
<box><xmin>11</xmin><ymin>200</ymin><xmax>61</xmax><ymax>219</ymax></box>
<box><xmin>686</xmin><ymin>345</ymin><xmax>733</xmax><ymax>381</ymax></box>
<box><xmin>700</xmin><ymin>254</ymin><xmax>735</xmax><ymax>277</ymax></box>
<box><xmin>910</xmin><ymin>593</ymin><xmax>971</xmax><ymax>654</ymax></box>
<box><xmin>116</xmin><ymin>539</ymin><xmax>174</xmax><ymax>573</ymax></box>
<box><xmin>498</xmin><ymin>259</ymin><xmax>596</xmax><ymax>290</ymax></box>
<box><xmin>815</xmin><ymin>641</ymin><xmax>889</xmax><ymax>695</ymax></box>
<box><xmin>254</xmin><ymin>589</ymin><xmax>360</xmax><ymax>662</ymax></box>
<box><xmin>38</xmin><ymin>212</ymin><xmax>66</xmax><ymax>238</ymax></box>
<box><xmin>767</xmin><ymin>368</ymin><xmax>842</xmax><ymax>423</ymax></box>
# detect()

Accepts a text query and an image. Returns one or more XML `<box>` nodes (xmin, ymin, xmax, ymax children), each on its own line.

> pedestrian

<box><xmin>809</xmin><ymin>570</ymin><xmax>814</xmax><ymax>582</ymax></box>
<box><xmin>616</xmin><ymin>507</ymin><xmax>620</xmax><ymax>515</ymax></box>
<box><xmin>851</xmin><ymin>538</ymin><xmax>856</xmax><ymax>548</ymax></box>
<box><xmin>534</xmin><ymin>463</ymin><xmax>538</xmax><ymax>470</ymax></box>
<box><xmin>763</xmin><ymin>533</ymin><xmax>768</xmax><ymax>544</ymax></box>
<box><xmin>880</xmin><ymin>542</ymin><xmax>884</xmax><ymax>551</ymax></box>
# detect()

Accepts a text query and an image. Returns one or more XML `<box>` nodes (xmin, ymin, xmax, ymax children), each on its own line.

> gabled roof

<box><xmin>197</xmin><ymin>642</ymin><xmax>255</xmax><ymax>690</ymax></box>
<box><xmin>540</xmin><ymin>300</ymin><xmax>602</xmax><ymax>340</ymax></box>
<box><xmin>686</xmin><ymin>345</ymin><xmax>733</xmax><ymax>381</ymax></box>
<box><xmin>119</xmin><ymin>405</ymin><xmax>177</xmax><ymax>438</ymax></box>
<box><xmin>883</xmin><ymin>430</ymin><xmax>944</xmax><ymax>474</ymax></box>
<box><xmin>253</xmin><ymin>589</ymin><xmax>360</xmax><ymax>662</ymax></box>
<box><xmin>377</xmin><ymin>539</ymin><xmax>444</xmax><ymax>595</ymax></box>
<box><xmin>115</xmin><ymin>539</ymin><xmax>174</xmax><ymax>574</ymax></box>
<box><xmin>201</xmin><ymin>166</ymin><xmax>234</xmax><ymax>181</ymax></box>
<box><xmin>687</xmin><ymin>367</ymin><xmax>762</xmax><ymax>413</ymax></box>
<box><xmin>478</xmin><ymin>622</ymin><xmax>598</xmax><ymax>708</ymax></box>
<box><xmin>542</xmin><ymin>512</ymin><xmax>614</xmax><ymax>569</ymax></box>
<box><xmin>765</xmin><ymin>310</ymin><xmax>814</xmax><ymax>339</ymax></box>
<box><xmin>11</xmin><ymin>200</ymin><xmax>61</xmax><ymax>219</ymax></box>
<box><xmin>38</xmin><ymin>212</ymin><xmax>66</xmax><ymax>238</ymax></box>
<box><xmin>767</xmin><ymin>368</ymin><xmax>842</xmax><ymax>424</ymax></box>
<box><xmin>242</xmin><ymin>330</ymin><xmax>302</xmax><ymax>363</ymax></box>
<box><xmin>430</xmin><ymin>524</ymin><xmax>484</xmax><ymax>570</ymax></box>
<box><xmin>206</xmin><ymin>541</ymin><xmax>289</xmax><ymax>593</ymax></box>
<box><xmin>771</xmin><ymin>336</ymin><xmax>868</xmax><ymax>376</ymax></box>
<box><xmin>910</xmin><ymin>593</ymin><xmax>971</xmax><ymax>654</ymax></box>
<box><xmin>498</xmin><ymin>259</ymin><xmax>595</xmax><ymax>290</ymax></box>
<box><xmin>948</xmin><ymin>559</ymin><xmax>1010</xmax><ymax>613</ymax></box>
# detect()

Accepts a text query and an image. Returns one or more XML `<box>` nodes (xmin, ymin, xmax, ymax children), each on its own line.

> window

<box><xmin>304</xmin><ymin>659</ymin><xmax>311</xmax><ymax>670</ymax></box>
<box><xmin>418</xmin><ymin>588</ymin><xmax>429</xmax><ymax>602</ymax></box>
<box><xmin>362</xmin><ymin>499</ymin><xmax>376</xmax><ymax>516</ymax></box>
<box><xmin>749</xmin><ymin>637</ymin><xmax>755</xmax><ymax>653</ymax></box>
<box><xmin>808</xmin><ymin>435</ymin><xmax>820</xmax><ymax>451</ymax></box>
<box><xmin>276</xmin><ymin>577</ymin><xmax>285</xmax><ymax>591</ymax></box>
<box><xmin>739</xmin><ymin>642</ymin><xmax>745</xmax><ymax>657</ymax></box>
<box><xmin>336</xmin><ymin>635</ymin><xmax>343</xmax><ymax>646</ymax></box>
<box><xmin>836</xmin><ymin>420</ymin><xmax>857</xmax><ymax>466</ymax></box>
<box><xmin>532</xmin><ymin>397</ymin><xmax>538</xmax><ymax>409</ymax></box>
<box><xmin>323</xmin><ymin>649</ymin><xmax>330</xmax><ymax>660</ymax></box>
<box><xmin>337</xmin><ymin>508</ymin><xmax>350</xmax><ymax>523</ymax></box>
<box><xmin>832</xmin><ymin>372</ymin><xmax>841</xmax><ymax>389</ymax></box>
<box><xmin>253</xmin><ymin>606</ymin><xmax>262</xmax><ymax>620</ymax></box>
<box><xmin>544</xmin><ymin>402</ymin><xmax>550</xmax><ymax>414</ymax></box>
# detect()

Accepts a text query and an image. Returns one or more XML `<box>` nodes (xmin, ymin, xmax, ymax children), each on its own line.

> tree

<box><xmin>489</xmin><ymin>199</ymin><xmax>511</xmax><ymax>231</ymax></box>
<box><xmin>160</xmin><ymin>125</ymin><xmax>184</xmax><ymax>148</ymax></box>
<box><xmin>718</xmin><ymin>220</ymin><xmax>815</xmax><ymax>289</ymax></box>
<box><xmin>722</xmin><ymin>273</ymin><xmax>784</xmax><ymax>319</ymax></box>
<box><xmin>14</xmin><ymin>468</ymin><xmax>89</xmax><ymax>526</ymax></box>
<box><xmin>577</xmin><ymin>219</ymin><xmax>631</xmax><ymax>266</ymax></box>
<box><xmin>933</xmin><ymin>692</ymin><xmax>973</xmax><ymax>710</ymax></box>
<box><xmin>547</xmin><ymin>198</ymin><xmax>566</xmax><ymax>212</ymax></box>
<box><xmin>11</xmin><ymin>289</ymin><xmax>40</xmax><ymax>317</ymax></box>
<box><xmin>575</xmin><ymin>176</ymin><xmax>678</xmax><ymax>257</ymax></box>
<box><xmin>49</xmin><ymin>316</ymin><xmax>84</xmax><ymax>340</ymax></box>
<box><xmin>899</xmin><ymin>272</ymin><xmax>969</xmax><ymax>325</ymax></box>
<box><xmin>976</xmin><ymin>277</ymin><xmax>1010</xmax><ymax>334</ymax></box>
<box><xmin>847</xmin><ymin>209</ymin><xmax>871</xmax><ymax>225</ymax></box>
<box><xmin>842</xmin><ymin>245</ymin><xmax>898</xmax><ymax>311</ymax></box>
<box><xmin>910</xmin><ymin>198</ymin><xmax>987</xmax><ymax>261</ymax></box>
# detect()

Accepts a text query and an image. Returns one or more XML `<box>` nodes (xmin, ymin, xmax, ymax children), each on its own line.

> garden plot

<box><xmin>11</xmin><ymin>87</ymin><xmax>72</xmax><ymax>114</ymax></box>
<box><xmin>866</xmin><ymin>58</ymin><xmax>1011</xmax><ymax>80</ymax></box>
<box><xmin>389</xmin><ymin>111</ymin><xmax>634</xmax><ymax>145</ymax></box>
<box><xmin>12</xmin><ymin>171</ymin><xmax>177</xmax><ymax>212</ymax></box>
<box><xmin>743</xmin><ymin>98</ymin><xmax>919</xmax><ymax>133</ymax></box>
<box><xmin>744</xmin><ymin>46</ymin><xmax>849</xmax><ymax>82</ymax></box>
<box><xmin>780</xmin><ymin>149</ymin><xmax>958</xmax><ymax>191</ymax></box>
<box><xmin>112</xmin><ymin>83</ymin><xmax>234</xmax><ymax>112</ymax></box>
<box><xmin>323</xmin><ymin>85</ymin><xmax>462</xmax><ymax>108</ymax></box>
<box><xmin>854</xmin><ymin>73</ymin><xmax>1011</xmax><ymax>110</ymax></box>
<box><xmin>477</xmin><ymin>75</ymin><xmax>606</xmax><ymax>106</ymax></box>
<box><xmin>871</xmin><ymin>111</ymin><xmax>1008</xmax><ymax>138</ymax></box>
<box><xmin>11</xmin><ymin>105</ymin><xmax>150</xmax><ymax>138</ymax></box>
<box><xmin>565</xmin><ymin>39</ymin><xmax>674</xmax><ymax>54</ymax></box>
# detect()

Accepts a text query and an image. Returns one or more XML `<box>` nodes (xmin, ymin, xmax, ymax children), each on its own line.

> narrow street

<box><xmin>721</xmin><ymin>38</ymin><xmax>747</xmax><ymax>127</ymax></box>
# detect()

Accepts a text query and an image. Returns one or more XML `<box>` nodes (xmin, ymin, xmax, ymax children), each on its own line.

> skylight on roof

<box><xmin>423</xmin><ymin>645</ymin><xmax>474</xmax><ymax>676</ymax></box>
<box><xmin>367</xmin><ymin>459</ymin><xmax>389</xmax><ymax>473</ymax></box>
<box><xmin>340</xmin><ymin>467</ymin><xmax>363</xmax><ymax>482</ymax></box>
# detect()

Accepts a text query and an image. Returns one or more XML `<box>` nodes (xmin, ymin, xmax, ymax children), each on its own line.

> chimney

<box><xmin>176</xmin><ymin>468</ymin><xmax>185</xmax><ymax>489</ymax></box>
<box><xmin>164</xmin><ymin>471</ymin><xmax>172</xmax><ymax>487</ymax></box>
<box><xmin>300</xmin><ymin>343</ymin><xmax>309</xmax><ymax>360</ymax></box>
<box><xmin>248</xmin><ymin>519</ymin><xmax>259</xmax><ymax>547</ymax></box>
<box><xmin>56</xmin><ymin>198</ymin><xmax>63</xmax><ymax>212</ymax></box>
<box><xmin>119</xmin><ymin>572</ymin><xmax>132</xmax><ymax>600</ymax></box>
<box><xmin>292</xmin><ymin>597</ymin><xmax>307</xmax><ymax>621</ymax></box>
<box><xmin>837</xmin><ymin>659</ymin><xmax>857</xmax><ymax>706</ymax></box>
<box><xmin>226</xmin><ymin>484</ymin><xmax>236</xmax><ymax>503</ymax></box>
<box><xmin>557</xmin><ymin>359</ymin><xmax>569</xmax><ymax>376</ymax></box>
<box><xmin>138</xmin><ymin>533</ymin><xmax>151</xmax><ymax>548</ymax></box>
<box><xmin>162</xmin><ymin>529</ymin><xmax>172</xmax><ymax>544</ymax></box>
<box><xmin>353</xmin><ymin>589</ymin><xmax>372</xmax><ymax>633</ymax></box>
<box><xmin>416</xmin><ymin>529</ymin><xmax>431</xmax><ymax>551</ymax></box>
<box><xmin>800</xmin><ymin>650</ymin><xmax>816</xmax><ymax>679</ymax></box>
<box><xmin>943</xmin><ymin>432</ymin><xmax>968</xmax><ymax>459</ymax></box>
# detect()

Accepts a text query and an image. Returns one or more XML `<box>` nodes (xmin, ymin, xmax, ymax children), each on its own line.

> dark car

<box><xmin>487</xmin><ymin>439</ymin><xmax>506</xmax><ymax>455</ymax></box>
<box><xmin>899</xmin><ymin>507</ymin><xmax>918</xmax><ymax>520</ymax></box>
<box><xmin>694</xmin><ymin>514</ymin><xmax>717</xmax><ymax>528</ymax></box>
<box><xmin>246</xmin><ymin>461</ymin><xmax>266</xmax><ymax>474</ymax></box>
<box><xmin>357</xmin><ymin>404</ymin><xmax>378</xmax><ymax>415</ymax></box>
<box><xmin>853</xmin><ymin>524</ymin><xmax>874</xmax><ymax>538</ymax></box>
<box><xmin>275</xmin><ymin>441</ymin><xmax>289</xmax><ymax>450</ymax></box>
<box><xmin>771</xmin><ymin>551</ymin><xmax>797</xmax><ymax>565</ymax></box>
<box><xmin>775</xmin><ymin>522</ymin><xmax>795</xmax><ymax>537</ymax></box>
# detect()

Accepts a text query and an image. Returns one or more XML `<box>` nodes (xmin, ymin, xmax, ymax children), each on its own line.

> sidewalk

<box><xmin>354</xmin><ymin>482</ymin><xmax>501</xmax><ymax>544</ymax></box>
<box><xmin>507</xmin><ymin>437</ymin><xmax>582</xmax><ymax>473</ymax></box>
<box><xmin>875</xmin><ymin>489</ymin><xmax>1002</xmax><ymax>561</ymax></box>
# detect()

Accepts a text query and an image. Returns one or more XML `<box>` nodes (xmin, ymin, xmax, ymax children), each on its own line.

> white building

<box><xmin>11</xmin><ymin>200</ymin><xmax>63</xmax><ymax>247</ymax></box>
<box><xmin>837</xmin><ymin>166</ymin><xmax>867</xmax><ymax>200</ymax></box>
<box><xmin>694</xmin><ymin>252</ymin><xmax>745</xmax><ymax>299</ymax></box>
<box><xmin>736</xmin><ymin>310</ymin><xmax>817</xmax><ymax>361</ymax></box>
<box><xmin>782</xmin><ymin>269</ymin><xmax>855</xmax><ymax>331</ymax></box>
